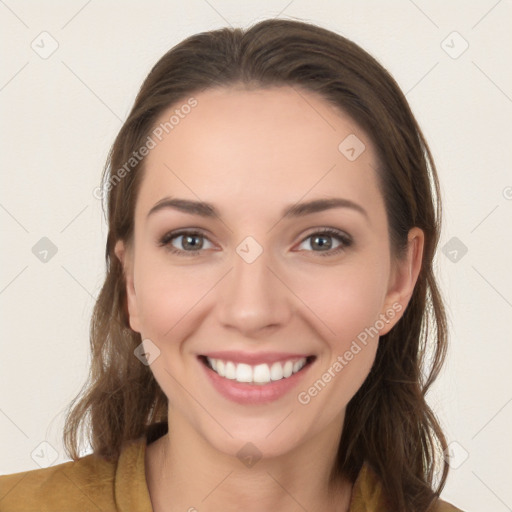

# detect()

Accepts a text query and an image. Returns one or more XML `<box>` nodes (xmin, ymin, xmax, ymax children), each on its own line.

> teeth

<box><xmin>283</xmin><ymin>361</ymin><xmax>293</xmax><ymax>378</ymax></box>
<box><xmin>293</xmin><ymin>360</ymin><xmax>304</xmax><ymax>373</ymax></box>
<box><xmin>205</xmin><ymin>356</ymin><xmax>308</xmax><ymax>385</ymax></box>
<box><xmin>253</xmin><ymin>363</ymin><xmax>270</xmax><ymax>383</ymax></box>
<box><xmin>236</xmin><ymin>363</ymin><xmax>252</xmax><ymax>383</ymax></box>
<box><xmin>216</xmin><ymin>360</ymin><xmax>225</xmax><ymax>377</ymax></box>
<box><xmin>225</xmin><ymin>361</ymin><xmax>236</xmax><ymax>379</ymax></box>
<box><xmin>270</xmin><ymin>362</ymin><xmax>283</xmax><ymax>380</ymax></box>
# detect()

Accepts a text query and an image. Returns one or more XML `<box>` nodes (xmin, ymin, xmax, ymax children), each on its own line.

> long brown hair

<box><xmin>63</xmin><ymin>18</ymin><xmax>449</xmax><ymax>512</ymax></box>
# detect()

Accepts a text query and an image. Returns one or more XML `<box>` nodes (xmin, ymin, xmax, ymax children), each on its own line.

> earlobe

<box><xmin>114</xmin><ymin>240</ymin><xmax>126</xmax><ymax>268</ymax></box>
<box><xmin>114</xmin><ymin>239</ymin><xmax>141</xmax><ymax>333</ymax></box>
<box><xmin>379</xmin><ymin>227</ymin><xmax>424</xmax><ymax>335</ymax></box>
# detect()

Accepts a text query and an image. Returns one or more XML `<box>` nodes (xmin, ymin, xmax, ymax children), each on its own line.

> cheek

<box><xmin>133</xmin><ymin>252</ymin><xmax>215</xmax><ymax>339</ymax></box>
<box><xmin>289</xmin><ymin>255</ymin><xmax>390</xmax><ymax>342</ymax></box>
<box><xmin>292</xmin><ymin>264</ymin><xmax>385</xmax><ymax>415</ymax></box>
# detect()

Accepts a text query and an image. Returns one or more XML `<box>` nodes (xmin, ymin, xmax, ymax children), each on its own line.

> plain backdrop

<box><xmin>1</xmin><ymin>1</ymin><xmax>511</xmax><ymax>511</ymax></box>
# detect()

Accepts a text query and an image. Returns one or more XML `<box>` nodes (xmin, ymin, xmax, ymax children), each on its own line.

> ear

<box><xmin>114</xmin><ymin>239</ymin><xmax>141</xmax><ymax>333</ymax></box>
<box><xmin>378</xmin><ymin>227</ymin><xmax>424</xmax><ymax>336</ymax></box>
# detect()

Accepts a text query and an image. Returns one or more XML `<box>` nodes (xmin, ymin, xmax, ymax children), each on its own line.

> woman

<box><xmin>0</xmin><ymin>18</ymin><xmax>464</xmax><ymax>512</ymax></box>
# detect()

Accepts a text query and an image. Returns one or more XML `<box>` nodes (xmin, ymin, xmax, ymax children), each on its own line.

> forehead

<box><xmin>136</xmin><ymin>86</ymin><xmax>382</xmax><ymax>220</ymax></box>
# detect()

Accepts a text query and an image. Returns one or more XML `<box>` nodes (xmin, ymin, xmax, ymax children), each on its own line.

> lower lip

<box><xmin>200</xmin><ymin>357</ymin><xmax>314</xmax><ymax>405</ymax></box>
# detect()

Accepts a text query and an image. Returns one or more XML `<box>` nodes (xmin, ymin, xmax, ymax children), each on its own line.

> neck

<box><xmin>145</xmin><ymin>413</ymin><xmax>353</xmax><ymax>512</ymax></box>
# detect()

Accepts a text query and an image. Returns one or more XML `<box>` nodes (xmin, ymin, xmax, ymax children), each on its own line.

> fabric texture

<box><xmin>0</xmin><ymin>433</ymin><xmax>464</xmax><ymax>512</ymax></box>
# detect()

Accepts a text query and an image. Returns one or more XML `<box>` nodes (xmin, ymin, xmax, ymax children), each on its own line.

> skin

<box><xmin>115</xmin><ymin>86</ymin><xmax>424</xmax><ymax>512</ymax></box>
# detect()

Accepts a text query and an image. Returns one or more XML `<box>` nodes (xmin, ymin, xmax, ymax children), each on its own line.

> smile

<box><xmin>202</xmin><ymin>356</ymin><xmax>313</xmax><ymax>385</ymax></box>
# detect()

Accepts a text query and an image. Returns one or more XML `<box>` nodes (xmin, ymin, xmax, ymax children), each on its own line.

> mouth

<box><xmin>198</xmin><ymin>354</ymin><xmax>316</xmax><ymax>386</ymax></box>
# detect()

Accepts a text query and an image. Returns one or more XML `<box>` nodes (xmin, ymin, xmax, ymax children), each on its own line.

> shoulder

<box><xmin>351</xmin><ymin>463</ymin><xmax>466</xmax><ymax>512</ymax></box>
<box><xmin>0</xmin><ymin>452</ymin><xmax>117</xmax><ymax>511</ymax></box>
<box><xmin>0</xmin><ymin>438</ymin><xmax>147</xmax><ymax>512</ymax></box>
<box><xmin>431</xmin><ymin>497</ymin><xmax>466</xmax><ymax>512</ymax></box>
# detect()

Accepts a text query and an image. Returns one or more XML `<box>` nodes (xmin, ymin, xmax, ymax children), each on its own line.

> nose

<box><xmin>216</xmin><ymin>241</ymin><xmax>293</xmax><ymax>337</ymax></box>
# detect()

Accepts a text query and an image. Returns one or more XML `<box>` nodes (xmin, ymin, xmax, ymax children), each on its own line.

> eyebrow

<box><xmin>147</xmin><ymin>196</ymin><xmax>368</xmax><ymax>221</ymax></box>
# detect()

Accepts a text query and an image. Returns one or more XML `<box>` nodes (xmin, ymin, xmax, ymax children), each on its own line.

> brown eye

<box><xmin>159</xmin><ymin>230</ymin><xmax>214</xmax><ymax>256</ymax></box>
<box><xmin>297</xmin><ymin>228</ymin><xmax>352</xmax><ymax>257</ymax></box>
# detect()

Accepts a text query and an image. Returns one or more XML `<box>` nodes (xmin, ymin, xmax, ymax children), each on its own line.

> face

<box><xmin>116</xmin><ymin>86</ymin><xmax>423</xmax><ymax>460</ymax></box>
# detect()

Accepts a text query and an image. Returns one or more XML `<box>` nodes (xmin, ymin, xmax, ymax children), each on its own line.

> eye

<box><xmin>159</xmin><ymin>230</ymin><xmax>214</xmax><ymax>256</ymax></box>
<box><xmin>296</xmin><ymin>228</ymin><xmax>352</xmax><ymax>257</ymax></box>
<box><xmin>158</xmin><ymin>227</ymin><xmax>353</xmax><ymax>258</ymax></box>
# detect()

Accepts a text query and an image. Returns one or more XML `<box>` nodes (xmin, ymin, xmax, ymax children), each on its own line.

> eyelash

<box><xmin>158</xmin><ymin>228</ymin><xmax>353</xmax><ymax>258</ymax></box>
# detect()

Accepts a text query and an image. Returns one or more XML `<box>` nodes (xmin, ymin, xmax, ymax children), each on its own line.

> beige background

<box><xmin>1</xmin><ymin>1</ymin><xmax>511</xmax><ymax>510</ymax></box>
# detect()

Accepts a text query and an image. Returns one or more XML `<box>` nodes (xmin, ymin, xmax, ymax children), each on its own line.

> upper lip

<box><xmin>200</xmin><ymin>351</ymin><xmax>314</xmax><ymax>365</ymax></box>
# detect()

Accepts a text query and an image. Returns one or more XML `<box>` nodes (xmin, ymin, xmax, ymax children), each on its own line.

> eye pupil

<box><xmin>183</xmin><ymin>234</ymin><xmax>202</xmax><ymax>250</ymax></box>
<box><xmin>312</xmin><ymin>235</ymin><xmax>332</xmax><ymax>250</ymax></box>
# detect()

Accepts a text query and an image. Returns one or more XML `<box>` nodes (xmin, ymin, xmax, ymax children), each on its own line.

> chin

<box><xmin>199</xmin><ymin>415</ymin><xmax>314</xmax><ymax>463</ymax></box>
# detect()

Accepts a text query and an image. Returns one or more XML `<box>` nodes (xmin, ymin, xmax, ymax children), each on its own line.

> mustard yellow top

<box><xmin>0</xmin><ymin>434</ymin><xmax>464</xmax><ymax>512</ymax></box>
